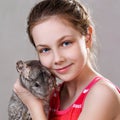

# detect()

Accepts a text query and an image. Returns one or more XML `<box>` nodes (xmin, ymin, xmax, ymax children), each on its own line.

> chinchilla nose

<box><xmin>16</xmin><ymin>60</ymin><xmax>24</xmax><ymax>73</ymax></box>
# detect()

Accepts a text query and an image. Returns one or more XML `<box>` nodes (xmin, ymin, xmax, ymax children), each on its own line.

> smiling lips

<box><xmin>54</xmin><ymin>64</ymin><xmax>73</xmax><ymax>74</ymax></box>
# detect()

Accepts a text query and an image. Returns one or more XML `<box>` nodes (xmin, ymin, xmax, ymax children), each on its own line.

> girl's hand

<box><xmin>13</xmin><ymin>79</ymin><xmax>41</xmax><ymax>106</ymax></box>
<box><xmin>13</xmin><ymin>79</ymin><xmax>47</xmax><ymax>120</ymax></box>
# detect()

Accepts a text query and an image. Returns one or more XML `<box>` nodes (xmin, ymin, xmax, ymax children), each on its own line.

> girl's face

<box><xmin>32</xmin><ymin>16</ymin><xmax>91</xmax><ymax>81</ymax></box>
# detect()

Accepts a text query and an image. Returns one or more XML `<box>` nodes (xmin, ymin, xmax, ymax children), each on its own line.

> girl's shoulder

<box><xmin>79</xmin><ymin>77</ymin><xmax>120</xmax><ymax>120</ymax></box>
<box><xmin>88</xmin><ymin>77</ymin><xmax>120</xmax><ymax>104</ymax></box>
<box><xmin>91</xmin><ymin>77</ymin><xmax>120</xmax><ymax>97</ymax></box>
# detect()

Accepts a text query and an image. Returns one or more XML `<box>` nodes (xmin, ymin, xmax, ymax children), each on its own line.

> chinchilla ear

<box><xmin>38</xmin><ymin>60</ymin><xmax>53</xmax><ymax>77</ymax></box>
<box><xmin>41</xmin><ymin>66</ymin><xmax>51</xmax><ymax>75</ymax></box>
<box><xmin>16</xmin><ymin>60</ymin><xmax>26</xmax><ymax>73</ymax></box>
<box><xmin>38</xmin><ymin>60</ymin><xmax>42</xmax><ymax>64</ymax></box>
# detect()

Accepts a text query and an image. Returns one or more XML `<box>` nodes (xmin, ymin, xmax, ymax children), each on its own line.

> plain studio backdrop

<box><xmin>0</xmin><ymin>0</ymin><xmax>120</xmax><ymax>119</ymax></box>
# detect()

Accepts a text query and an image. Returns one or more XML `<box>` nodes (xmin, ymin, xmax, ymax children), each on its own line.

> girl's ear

<box><xmin>85</xmin><ymin>26</ymin><xmax>93</xmax><ymax>48</ymax></box>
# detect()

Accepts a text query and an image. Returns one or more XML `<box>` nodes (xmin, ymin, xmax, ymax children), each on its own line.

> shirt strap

<box><xmin>75</xmin><ymin>76</ymin><xmax>101</xmax><ymax>105</ymax></box>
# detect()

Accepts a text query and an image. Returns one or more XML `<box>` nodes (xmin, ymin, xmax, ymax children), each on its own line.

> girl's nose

<box><xmin>53</xmin><ymin>51</ymin><xmax>65</xmax><ymax>65</ymax></box>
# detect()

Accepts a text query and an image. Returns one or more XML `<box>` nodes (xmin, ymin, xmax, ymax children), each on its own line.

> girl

<box><xmin>14</xmin><ymin>0</ymin><xmax>120</xmax><ymax>120</ymax></box>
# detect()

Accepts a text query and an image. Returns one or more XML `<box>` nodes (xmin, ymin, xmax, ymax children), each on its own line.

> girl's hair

<box><xmin>27</xmin><ymin>0</ymin><xmax>98</xmax><ymax>69</ymax></box>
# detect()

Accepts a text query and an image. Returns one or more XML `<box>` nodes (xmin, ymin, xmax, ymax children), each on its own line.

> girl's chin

<box><xmin>55</xmin><ymin>74</ymin><xmax>74</xmax><ymax>82</ymax></box>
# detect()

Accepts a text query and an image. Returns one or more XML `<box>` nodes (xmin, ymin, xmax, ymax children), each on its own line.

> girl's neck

<box><xmin>59</xmin><ymin>63</ymin><xmax>101</xmax><ymax>110</ymax></box>
<box><xmin>61</xmin><ymin>64</ymin><xmax>100</xmax><ymax>102</ymax></box>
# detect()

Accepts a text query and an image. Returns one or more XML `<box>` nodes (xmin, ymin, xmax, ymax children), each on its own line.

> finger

<box><xmin>13</xmin><ymin>79</ymin><xmax>27</xmax><ymax>93</ymax></box>
<box><xmin>13</xmin><ymin>80</ymin><xmax>43</xmax><ymax>110</ymax></box>
<box><xmin>13</xmin><ymin>80</ymin><xmax>33</xmax><ymax>103</ymax></box>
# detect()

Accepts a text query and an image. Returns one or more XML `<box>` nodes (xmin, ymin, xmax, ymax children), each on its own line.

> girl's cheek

<box><xmin>39</xmin><ymin>56</ymin><xmax>52</xmax><ymax>68</ymax></box>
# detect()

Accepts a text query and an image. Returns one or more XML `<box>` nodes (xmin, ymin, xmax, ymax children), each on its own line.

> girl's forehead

<box><xmin>32</xmin><ymin>15</ymin><xmax>76</xmax><ymax>32</ymax></box>
<box><xmin>31</xmin><ymin>16</ymin><xmax>82</xmax><ymax>46</ymax></box>
<box><xmin>32</xmin><ymin>16</ymin><xmax>80</xmax><ymax>36</ymax></box>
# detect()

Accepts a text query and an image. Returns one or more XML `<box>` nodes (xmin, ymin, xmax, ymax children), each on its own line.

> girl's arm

<box><xmin>78</xmin><ymin>81</ymin><xmax>120</xmax><ymax>120</ymax></box>
<box><xmin>14</xmin><ymin>80</ymin><xmax>47</xmax><ymax>120</ymax></box>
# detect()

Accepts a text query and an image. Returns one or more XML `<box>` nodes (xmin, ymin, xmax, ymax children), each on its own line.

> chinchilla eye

<box><xmin>35</xmin><ymin>82</ymin><xmax>40</xmax><ymax>87</ymax></box>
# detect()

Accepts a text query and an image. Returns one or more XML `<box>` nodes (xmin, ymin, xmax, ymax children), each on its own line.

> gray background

<box><xmin>0</xmin><ymin>0</ymin><xmax>120</xmax><ymax>119</ymax></box>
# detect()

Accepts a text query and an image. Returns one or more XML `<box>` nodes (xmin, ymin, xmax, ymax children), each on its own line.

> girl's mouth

<box><xmin>54</xmin><ymin>64</ymin><xmax>73</xmax><ymax>74</ymax></box>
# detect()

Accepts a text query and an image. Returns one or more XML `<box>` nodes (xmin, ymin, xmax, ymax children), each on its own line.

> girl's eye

<box><xmin>62</xmin><ymin>41</ymin><xmax>72</xmax><ymax>47</ymax></box>
<box><xmin>39</xmin><ymin>48</ymin><xmax>50</xmax><ymax>53</ymax></box>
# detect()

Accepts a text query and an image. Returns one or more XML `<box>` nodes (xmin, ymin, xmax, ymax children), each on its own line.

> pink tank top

<box><xmin>48</xmin><ymin>76</ymin><xmax>120</xmax><ymax>120</ymax></box>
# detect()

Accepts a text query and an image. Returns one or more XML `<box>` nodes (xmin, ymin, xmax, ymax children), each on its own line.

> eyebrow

<box><xmin>36</xmin><ymin>35</ymin><xmax>73</xmax><ymax>48</ymax></box>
